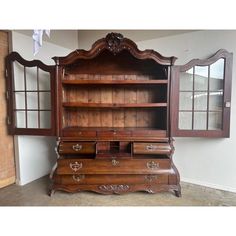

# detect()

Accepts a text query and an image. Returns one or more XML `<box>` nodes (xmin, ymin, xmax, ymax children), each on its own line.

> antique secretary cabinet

<box><xmin>5</xmin><ymin>33</ymin><xmax>233</xmax><ymax>196</ymax></box>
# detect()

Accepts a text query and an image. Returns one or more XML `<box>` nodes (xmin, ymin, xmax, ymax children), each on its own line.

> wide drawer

<box><xmin>54</xmin><ymin>174</ymin><xmax>169</xmax><ymax>185</ymax></box>
<box><xmin>57</xmin><ymin>158</ymin><xmax>171</xmax><ymax>175</ymax></box>
<box><xmin>58</xmin><ymin>142</ymin><xmax>96</xmax><ymax>154</ymax></box>
<box><xmin>133</xmin><ymin>142</ymin><xmax>172</xmax><ymax>155</ymax></box>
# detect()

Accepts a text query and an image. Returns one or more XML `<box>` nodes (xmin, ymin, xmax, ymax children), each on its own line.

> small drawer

<box><xmin>133</xmin><ymin>142</ymin><xmax>172</xmax><ymax>155</ymax></box>
<box><xmin>54</xmin><ymin>174</ymin><xmax>168</xmax><ymax>185</ymax></box>
<box><xmin>58</xmin><ymin>142</ymin><xmax>96</xmax><ymax>154</ymax></box>
<box><xmin>97</xmin><ymin>130</ymin><xmax>131</xmax><ymax>138</ymax></box>
<box><xmin>62</xmin><ymin>130</ymin><xmax>96</xmax><ymax>138</ymax></box>
<box><xmin>132</xmin><ymin>130</ymin><xmax>167</xmax><ymax>137</ymax></box>
<box><xmin>95</xmin><ymin>153</ymin><xmax>132</xmax><ymax>159</ymax></box>
<box><xmin>57</xmin><ymin>158</ymin><xmax>171</xmax><ymax>175</ymax></box>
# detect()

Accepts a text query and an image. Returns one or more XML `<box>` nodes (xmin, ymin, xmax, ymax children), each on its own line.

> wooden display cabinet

<box><xmin>5</xmin><ymin>32</ymin><xmax>233</xmax><ymax>197</ymax></box>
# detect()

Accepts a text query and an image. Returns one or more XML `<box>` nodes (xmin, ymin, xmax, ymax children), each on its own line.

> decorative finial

<box><xmin>105</xmin><ymin>32</ymin><xmax>124</xmax><ymax>55</ymax></box>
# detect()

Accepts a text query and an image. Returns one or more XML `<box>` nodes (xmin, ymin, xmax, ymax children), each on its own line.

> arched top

<box><xmin>52</xmin><ymin>32</ymin><xmax>177</xmax><ymax>66</ymax></box>
<box><xmin>6</xmin><ymin>51</ymin><xmax>54</xmax><ymax>72</ymax></box>
<box><xmin>179</xmin><ymin>49</ymin><xmax>233</xmax><ymax>72</ymax></box>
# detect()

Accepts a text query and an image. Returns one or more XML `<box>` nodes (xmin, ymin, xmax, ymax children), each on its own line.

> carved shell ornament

<box><xmin>105</xmin><ymin>32</ymin><xmax>124</xmax><ymax>55</ymax></box>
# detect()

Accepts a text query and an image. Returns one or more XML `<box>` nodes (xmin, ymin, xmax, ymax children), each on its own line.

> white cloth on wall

<box><xmin>32</xmin><ymin>30</ymin><xmax>50</xmax><ymax>56</ymax></box>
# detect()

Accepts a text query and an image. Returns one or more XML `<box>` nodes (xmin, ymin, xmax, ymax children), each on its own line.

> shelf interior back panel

<box><xmin>63</xmin><ymin>108</ymin><xmax>167</xmax><ymax>129</ymax></box>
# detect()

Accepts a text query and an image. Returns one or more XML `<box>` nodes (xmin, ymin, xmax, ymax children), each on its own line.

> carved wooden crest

<box><xmin>105</xmin><ymin>32</ymin><xmax>124</xmax><ymax>55</ymax></box>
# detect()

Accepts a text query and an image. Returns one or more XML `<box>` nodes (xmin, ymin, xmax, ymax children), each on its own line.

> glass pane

<box><xmin>209</xmin><ymin>91</ymin><xmax>223</xmax><ymax>111</ymax></box>
<box><xmin>38</xmin><ymin>69</ymin><xmax>51</xmax><ymax>90</ymax></box>
<box><xmin>39</xmin><ymin>92</ymin><xmax>51</xmax><ymax>110</ymax></box>
<box><xmin>194</xmin><ymin>92</ymin><xmax>207</xmax><ymax>110</ymax></box>
<box><xmin>179</xmin><ymin>92</ymin><xmax>193</xmax><ymax>110</ymax></box>
<box><xmin>194</xmin><ymin>66</ymin><xmax>208</xmax><ymax>90</ymax></box>
<box><xmin>26</xmin><ymin>67</ymin><xmax>37</xmax><ymax>90</ymax></box>
<box><xmin>210</xmin><ymin>58</ymin><xmax>224</xmax><ymax>91</ymax></box>
<box><xmin>179</xmin><ymin>112</ymin><xmax>192</xmax><ymax>130</ymax></box>
<box><xmin>208</xmin><ymin>112</ymin><xmax>222</xmax><ymax>130</ymax></box>
<box><xmin>27</xmin><ymin>111</ymin><xmax>38</xmax><ymax>128</ymax></box>
<box><xmin>15</xmin><ymin>92</ymin><xmax>25</xmax><ymax>109</ymax></box>
<box><xmin>13</xmin><ymin>62</ymin><xmax>24</xmax><ymax>91</ymax></box>
<box><xmin>194</xmin><ymin>112</ymin><xmax>207</xmax><ymax>130</ymax></box>
<box><xmin>180</xmin><ymin>68</ymin><xmax>193</xmax><ymax>91</ymax></box>
<box><xmin>15</xmin><ymin>111</ymin><xmax>26</xmax><ymax>128</ymax></box>
<box><xmin>27</xmin><ymin>92</ymin><xmax>38</xmax><ymax>109</ymax></box>
<box><xmin>40</xmin><ymin>111</ymin><xmax>51</xmax><ymax>128</ymax></box>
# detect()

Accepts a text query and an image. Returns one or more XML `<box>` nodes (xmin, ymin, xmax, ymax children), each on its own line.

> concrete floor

<box><xmin>0</xmin><ymin>176</ymin><xmax>235</xmax><ymax>206</ymax></box>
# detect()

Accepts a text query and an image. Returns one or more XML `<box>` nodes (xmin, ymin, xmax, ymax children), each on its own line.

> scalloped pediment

<box><xmin>52</xmin><ymin>32</ymin><xmax>177</xmax><ymax>66</ymax></box>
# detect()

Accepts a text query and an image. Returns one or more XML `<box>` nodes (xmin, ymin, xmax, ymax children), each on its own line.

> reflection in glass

<box><xmin>39</xmin><ymin>92</ymin><xmax>51</xmax><ymax>110</ymax></box>
<box><xmin>210</xmin><ymin>58</ymin><xmax>224</xmax><ymax>91</ymax></box>
<box><xmin>27</xmin><ymin>92</ymin><xmax>38</xmax><ymax>109</ymax></box>
<box><xmin>194</xmin><ymin>112</ymin><xmax>207</xmax><ymax>130</ymax></box>
<box><xmin>179</xmin><ymin>112</ymin><xmax>192</xmax><ymax>130</ymax></box>
<box><xmin>13</xmin><ymin>62</ymin><xmax>25</xmax><ymax>91</ymax></box>
<box><xmin>194</xmin><ymin>92</ymin><xmax>207</xmax><ymax>110</ymax></box>
<box><xmin>179</xmin><ymin>92</ymin><xmax>193</xmax><ymax>110</ymax></box>
<box><xmin>208</xmin><ymin>112</ymin><xmax>222</xmax><ymax>130</ymax></box>
<box><xmin>194</xmin><ymin>66</ymin><xmax>208</xmax><ymax>90</ymax></box>
<box><xmin>39</xmin><ymin>69</ymin><xmax>51</xmax><ymax>90</ymax></box>
<box><xmin>40</xmin><ymin>111</ymin><xmax>51</xmax><ymax>128</ymax></box>
<box><xmin>180</xmin><ymin>68</ymin><xmax>193</xmax><ymax>91</ymax></box>
<box><xmin>15</xmin><ymin>92</ymin><xmax>25</xmax><ymax>109</ymax></box>
<box><xmin>27</xmin><ymin>111</ymin><xmax>38</xmax><ymax>128</ymax></box>
<box><xmin>15</xmin><ymin>111</ymin><xmax>26</xmax><ymax>128</ymax></box>
<box><xmin>209</xmin><ymin>91</ymin><xmax>223</xmax><ymax>111</ymax></box>
<box><xmin>26</xmin><ymin>67</ymin><xmax>37</xmax><ymax>90</ymax></box>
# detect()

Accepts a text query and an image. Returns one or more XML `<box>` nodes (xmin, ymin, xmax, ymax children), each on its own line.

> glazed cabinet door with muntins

<box><xmin>171</xmin><ymin>49</ymin><xmax>233</xmax><ymax>138</ymax></box>
<box><xmin>5</xmin><ymin>52</ymin><xmax>57</xmax><ymax>136</ymax></box>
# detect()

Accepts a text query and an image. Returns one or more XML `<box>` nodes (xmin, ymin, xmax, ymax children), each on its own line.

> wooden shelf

<box><xmin>62</xmin><ymin>102</ymin><xmax>167</xmax><ymax>108</ymax></box>
<box><xmin>62</xmin><ymin>79</ymin><xmax>168</xmax><ymax>85</ymax></box>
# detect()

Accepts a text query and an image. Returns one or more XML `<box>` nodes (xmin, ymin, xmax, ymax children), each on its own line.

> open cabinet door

<box><xmin>171</xmin><ymin>49</ymin><xmax>233</xmax><ymax>138</ymax></box>
<box><xmin>5</xmin><ymin>52</ymin><xmax>57</xmax><ymax>136</ymax></box>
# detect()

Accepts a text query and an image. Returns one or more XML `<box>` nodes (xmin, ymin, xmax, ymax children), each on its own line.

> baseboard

<box><xmin>181</xmin><ymin>177</ymin><xmax>236</xmax><ymax>193</ymax></box>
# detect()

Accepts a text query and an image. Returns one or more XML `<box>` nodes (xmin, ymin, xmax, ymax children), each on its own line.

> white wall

<box><xmin>77</xmin><ymin>30</ymin><xmax>236</xmax><ymax>192</ymax></box>
<box><xmin>12</xmin><ymin>31</ymin><xmax>78</xmax><ymax>185</ymax></box>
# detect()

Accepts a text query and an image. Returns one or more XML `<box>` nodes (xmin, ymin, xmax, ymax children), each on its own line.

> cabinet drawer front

<box><xmin>59</xmin><ymin>142</ymin><xmax>96</xmax><ymax>154</ymax></box>
<box><xmin>97</xmin><ymin>130</ymin><xmax>131</xmax><ymax>138</ymax></box>
<box><xmin>133</xmin><ymin>142</ymin><xmax>172</xmax><ymax>155</ymax></box>
<box><xmin>62</xmin><ymin>130</ymin><xmax>96</xmax><ymax>138</ymax></box>
<box><xmin>132</xmin><ymin>130</ymin><xmax>167</xmax><ymax>137</ymax></box>
<box><xmin>54</xmin><ymin>174</ymin><xmax>168</xmax><ymax>185</ymax></box>
<box><xmin>57</xmin><ymin>158</ymin><xmax>171</xmax><ymax>175</ymax></box>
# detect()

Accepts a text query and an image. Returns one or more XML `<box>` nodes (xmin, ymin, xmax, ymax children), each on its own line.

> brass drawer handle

<box><xmin>146</xmin><ymin>144</ymin><xmax>158</xmax><ymax>151</ymax></box>
<box><xmin>111</xmin><ymin>159</ymin><xmax>119</xmax><ymax>166</ymax></box>
<box><xmin>145</xmin><ymin>175</ymin><xmax>158</xmax><ymax>182</ymax></box>
<box><xmin>72</xmin><ymin>144</ymin><xmax>82</xmax><ymax>152</ymax></box>
<box><xmin>70</xmin><ymin>162</ymin><xmax>83</xmax><ymax>172</ymax></box>
<box><xmin>147</xmin><ymin>161</ymin><xmax>159</xmax><ymax>169</ymax></box>
<box><xmin>72</xmin><ymin>174</ymin><xmax>85</xmax><ymax>182</ymax></box>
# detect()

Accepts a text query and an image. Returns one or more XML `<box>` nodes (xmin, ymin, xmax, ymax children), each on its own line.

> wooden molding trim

<box><xmin>6</xmin><ymin>51</ymin><xmax>55</xmax><ymax>72</ymax></box>
<box><xmin>179</xmin><ymin>49</ymin><xmax>233</xmax><ymax>72</ymax></box>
